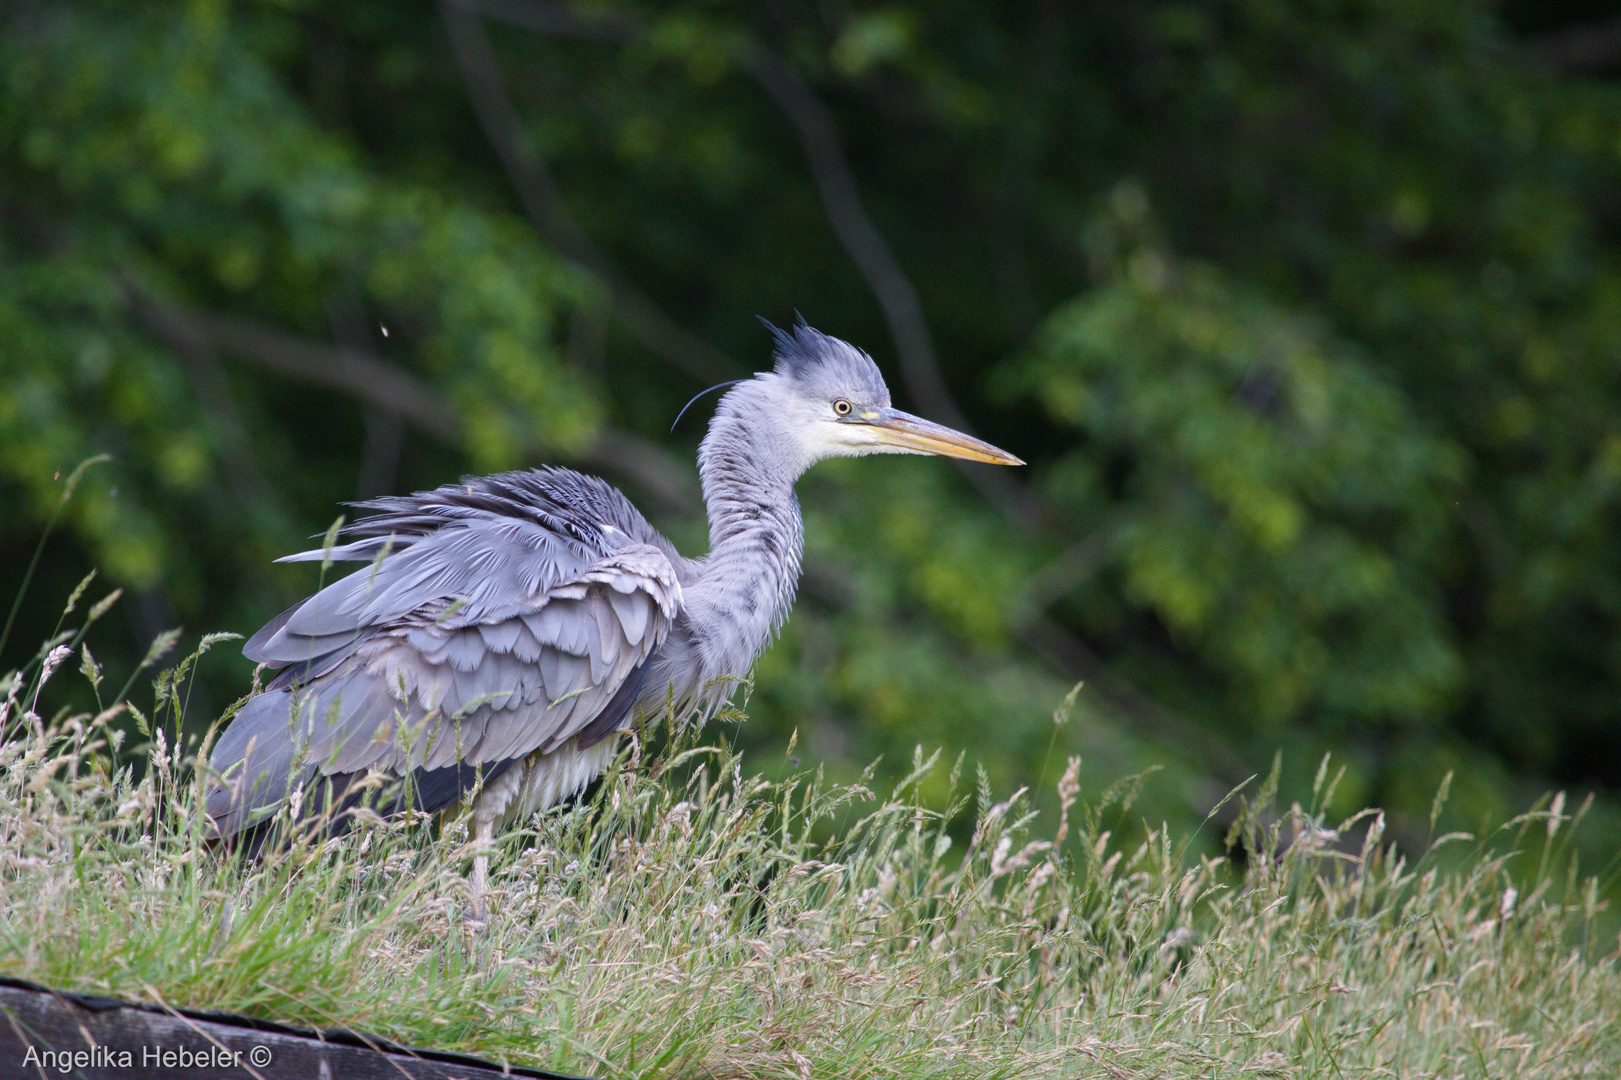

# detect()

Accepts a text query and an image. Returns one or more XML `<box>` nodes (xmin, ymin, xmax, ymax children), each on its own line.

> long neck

<box><xmin>683</xmin><ymin>385</ymin><xmax>807</xmax><ymax>692</ymax></box>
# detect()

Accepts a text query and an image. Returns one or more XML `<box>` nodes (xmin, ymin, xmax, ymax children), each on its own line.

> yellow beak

<box><xmin>860</xmin><ymin>408</ymin><xmax>1024</xmax><ymax>465</ymax></box>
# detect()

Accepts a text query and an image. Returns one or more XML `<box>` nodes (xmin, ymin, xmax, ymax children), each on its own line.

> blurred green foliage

<box><xmin>5</xmin><ymin>0</ymin><xmax>1621</xmax><ymax>862</ymax></box>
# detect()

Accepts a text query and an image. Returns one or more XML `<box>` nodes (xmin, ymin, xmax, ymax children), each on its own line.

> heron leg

<box><xmin>468</xmin><ymin>814</ymin><xmax>495</xmax><ymax>922</ymax></box>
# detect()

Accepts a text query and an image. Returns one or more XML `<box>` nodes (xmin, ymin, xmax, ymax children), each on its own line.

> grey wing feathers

<box><xmin>207</xmin><ymin>469</ymin><xmax>682</xmax><ymax>838</ymax></box>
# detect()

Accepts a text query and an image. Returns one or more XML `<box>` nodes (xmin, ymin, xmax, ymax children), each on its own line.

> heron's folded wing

<box><xmin>355</xmin><ymin>543</ymin><xmax>682</xmax><ymax>773</ymax></box>
<box><xmin>206</xmin><ymin>543</ymin><xmax>681</xmax><ymax>834</ymax></box>
<box><xmin>244</xmin><ymin>516</ymin><xmax>601</xmax><ymax>671</ymax></box>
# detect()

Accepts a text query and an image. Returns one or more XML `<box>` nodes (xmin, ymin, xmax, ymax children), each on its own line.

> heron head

<box><xmin>760</xmin><ymin>319</ymin><xmax>1023</xmax><ymax>467</ymax></box>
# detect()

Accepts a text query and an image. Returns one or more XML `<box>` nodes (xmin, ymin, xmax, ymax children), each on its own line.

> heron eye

<box><xmin>833</xmin><ymin>399</ymin><xmax>853</xmax><ymax>416</ymax></box>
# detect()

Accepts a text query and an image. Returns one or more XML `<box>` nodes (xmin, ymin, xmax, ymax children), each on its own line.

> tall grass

<box><xmin>1</xmin><ymin>613</ymin><xmax>1617</xmax><ymax>1079</ymax></box>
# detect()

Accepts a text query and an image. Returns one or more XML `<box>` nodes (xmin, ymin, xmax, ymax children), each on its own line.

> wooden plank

<box><xmin>0</xmin><ymin>978</ymin><xmax>594</xmax><ymax>1080</ymax></box>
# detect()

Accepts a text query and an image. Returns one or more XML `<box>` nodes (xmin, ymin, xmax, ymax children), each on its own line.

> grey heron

<box><xmin>204</xmin><ymin>321</ymin><xmax>1022</xmax><ymax>898</ymax></box>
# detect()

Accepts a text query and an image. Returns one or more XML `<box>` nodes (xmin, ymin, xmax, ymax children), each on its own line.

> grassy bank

<box><xmin>1</xmin><ymin>631</ymin><xmax>1617</xmax><ymax>1079</ymax></box>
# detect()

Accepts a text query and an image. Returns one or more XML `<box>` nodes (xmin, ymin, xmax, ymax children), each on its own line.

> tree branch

<box><xmin>737</xmin><ymin>47</ymin><xmax>1043</xmax><ymax>526</ymax></box>
<box><xmin>125</xmin><ymin>284</ymin><xmax>701</xmax><ymax>515</ymax></box>
<box><xmin>735</xmin><ymin>51</ymin><xmax>956</xmax><ymax>427</ymax></box>
<box><xmin>129</xmin><ymin>286</ymin><xmax>461</xmax><ymax>441</ymax></box>
<box><xmin>457</xmin><ymin>0</ymin><xmax>1041</xmax><ymax>524</ymax></box>
<box><xmin>439</xmin><ymin>0</ymin><xmax>737</xmax><ymax>385</ymax></box>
